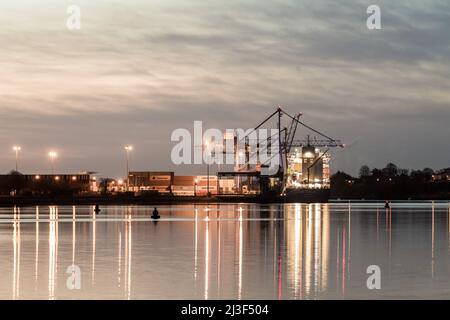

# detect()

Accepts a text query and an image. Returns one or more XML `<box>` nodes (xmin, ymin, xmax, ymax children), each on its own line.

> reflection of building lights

<box><xmin>204</xmin><ymin>218</ymin><xmax>210</xmax><ymax>300</ymax></box>
<box><xmin>194</xmin><ymin>209</ymin><xmax>198</xmax><ymax>281</ymax></box>
<box><xmin>293</xmin><ymin>204</ymin><xmax>301</xmax><ymax>298</ymax></box>
<box><xmin>55</xmin><ymin>176</ymin><xmax>60</xmax><ymax>181</ymax></box>
<box><xmin>287</xmin><ymin>204</ymin><xmax>330</xmax><ymax>298</ymax></box>
<box><xmin>238</xmin><ymin>210</ymin><xmax>243</xmax><ymax>299</ymax></box>
<box><xmin>72</xmin><ymin>176</ymin><xmax>77</xmax><ymax>181</ymax></box>
<box><xmin>35</xmin><ymin>175</ymin><xmax>40</xmax><ymax>180</ymax></box>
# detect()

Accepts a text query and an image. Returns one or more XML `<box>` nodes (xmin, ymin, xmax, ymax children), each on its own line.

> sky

<box><xmin>0</xmin><ymin>0</ymin><xmax>449</xmax><ymax>178</ymax></box>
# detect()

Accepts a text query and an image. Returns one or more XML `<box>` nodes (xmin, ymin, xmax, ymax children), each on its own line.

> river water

<box><xmin>0</xmin><ymin>202</ymin><xmax>449</xmax><ymax>299</ymax></box>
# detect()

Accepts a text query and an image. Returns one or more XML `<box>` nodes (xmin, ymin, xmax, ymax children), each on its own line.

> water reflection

<box><xmin>0</xmin><ymin>202</ymin><xmax>449</xmax><ymax>299</ymax></box>
<box><xmin>432</xmin><ymin>202</ymin><xmax>435</xmax><ymax>279</ymax></box>
<box><xmin>49</xmin><ymin>206</ymin><xmax>58</xmax><ymax>299</ymax></box>
<box><xmin>35</xmin><ymin>206</ymin><xmax>39</xmax><ymax>288</ymax></box>
<box><xmin>12</xmin><ymin>207</ymin><xmax>20</xmax><ymax>299</ymax></box>
<box><xmin>204</xmin><ymin>214</ymin><xmax>209</xmax><ymax>300</ymax></box>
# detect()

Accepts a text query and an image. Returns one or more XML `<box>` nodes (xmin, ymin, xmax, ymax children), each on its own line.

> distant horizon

<box><xmin>1</xmin><ymin>159</ymin><xmax>448</xmax><ymax>179</ymax></box>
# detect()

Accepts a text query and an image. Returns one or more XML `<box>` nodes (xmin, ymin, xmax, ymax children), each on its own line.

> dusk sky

<box><xmin>0</xmin><ymin>0</ymin><xmax>449</xmax><ymax>178</ymax></box>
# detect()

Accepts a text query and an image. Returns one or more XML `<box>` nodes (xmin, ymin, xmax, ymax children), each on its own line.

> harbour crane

<box><xmin>218</xmin><ymin>106</ymin><xmax>343</xmax><ymax>196</ymax></box>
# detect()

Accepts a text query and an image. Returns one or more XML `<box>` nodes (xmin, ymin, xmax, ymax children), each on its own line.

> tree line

<box><xmin>331</xmin><ymin>163</ymin><xmax>450</xmax><ymax>200</ymax></box>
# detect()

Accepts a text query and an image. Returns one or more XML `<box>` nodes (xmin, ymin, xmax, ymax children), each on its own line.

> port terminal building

<box><xmin>0</xmin><ymin>173</ymin><xmax>93</xmax><ymax>195</ymax></box>
<box><xmin>126</xmin><ymin>171</ymin><xmax>222</xmax><ymax>196</ymax></box>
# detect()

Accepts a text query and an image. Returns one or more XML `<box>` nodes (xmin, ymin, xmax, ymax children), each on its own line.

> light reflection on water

<box><xmin>0</xmin><ymin>202</ymin><xmax>449</xmax><ymax>300</ymax></box>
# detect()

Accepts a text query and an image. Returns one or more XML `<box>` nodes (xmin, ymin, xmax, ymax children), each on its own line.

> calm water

<box><xmin>0</xmin><ymin>202</ymin><xmax>449</xmax><ymax>300</ymax></box>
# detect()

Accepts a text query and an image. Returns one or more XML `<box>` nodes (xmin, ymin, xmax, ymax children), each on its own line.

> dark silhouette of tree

<box><xmin>359</xmin><ymin>165</ymin><xmax>371</xmax><ymax>178</ymax></box>
<box><xmin>371</xmin><ymin>168</ymin><xmax>382</xmax><ymax>178</ymax></box>
<box><xmin>331</xmin><ymin>165</ymin><xmax>449</xmax><ymax>200</ymax></box>
<box><xmin>383</xmin><ymin>163</ymin><xmax>398</xmax><ymax>177</ymax></box>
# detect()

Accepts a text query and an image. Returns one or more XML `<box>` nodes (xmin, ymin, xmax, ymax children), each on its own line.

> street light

<box><xmin>124</xmin><ymin>145</ymin><xmax>133</xmax><ymax>191</ymax></box>
<box><xmin>204</xmin><ymin>141</ymin><xmax>215</xmax><ymax>197</ymax></box>
<box><xmin>48</xmin><ymin>151</ymin><xmax>57</xmax><ymax>175</ymax></box>
<box><xmin>12</xmin><ymin>146</ymin><xmax>21</xmax><ymax>172</ymax></box>
<box><xmin>236</xmin><ymin>151</ymin><xmax>244</xmax><ymax>193</ymax></box>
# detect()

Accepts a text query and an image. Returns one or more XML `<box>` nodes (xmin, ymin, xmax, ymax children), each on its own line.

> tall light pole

<box><xmin>124</xmin><ymin>145</ymin><xmax>133</xmax><ymax>191</ymax></box>
<box><xmin>204</xmin><ymin>141</ymin><xmax>215</xmax><ymax>197</ymax></box>
<box><xmin>12</xmin><ymin>146</ymin><xmax>21</xmax><ymax>172</ymax></box>
<box><xmin>236</xmin><ymin>151</ymin><xmax>244</xmax><ymax>194</ymax></box>
<box><xmin>49</xmin><ymin>151</ymin><xmax>57</xmax><ymax>175</ymax></box>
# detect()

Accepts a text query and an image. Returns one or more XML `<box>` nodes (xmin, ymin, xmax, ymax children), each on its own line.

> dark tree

<box><xmin>359</xmin><ymin>165</ymin><xmax>371</xmax><ymax>178</ymax></box>
<box><xmin>383</xmin><ymin>163</ymin><xmax>398</xmax><ymax>177</ymax></box>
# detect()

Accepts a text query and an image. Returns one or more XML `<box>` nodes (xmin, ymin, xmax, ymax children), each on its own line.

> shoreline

<box><xmin>0</xmin><ymin>195</ymin><xmax>448</xmax><ymax>207</ymax></box>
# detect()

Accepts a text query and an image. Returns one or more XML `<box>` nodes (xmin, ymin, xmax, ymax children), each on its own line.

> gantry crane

<box><xmin>219</xmin><ymin>106</ymin><xmax>343</xmax><ymax>195</ymax></box>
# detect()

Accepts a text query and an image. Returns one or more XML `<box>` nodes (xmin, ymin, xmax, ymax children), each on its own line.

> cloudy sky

<box><xmin>0</xmin><ymin>0</ymin><xmax>449</xmax><ymax>178</ymax></box>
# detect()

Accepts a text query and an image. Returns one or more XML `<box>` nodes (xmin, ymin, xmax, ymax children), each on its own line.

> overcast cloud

<box><xmin>0</xmin><ymin>0</ymin><xmax>449</xmax><ymax>178</ymax></box>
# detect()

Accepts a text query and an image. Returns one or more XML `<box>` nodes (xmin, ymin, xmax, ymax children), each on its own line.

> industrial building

<box><xmin>0</xmin><ymin>173</ymin><xmax>93</xmax><ymax>195</ymax></box>
<box><xmin>126</xmin><ymin>171</ymin><xmax>218</xmax><ymax>196</ymax></box>
<box><xmin>127</xmin><ymin>171</ymin><xmax>173</xmax><ymax>194</ymax></box>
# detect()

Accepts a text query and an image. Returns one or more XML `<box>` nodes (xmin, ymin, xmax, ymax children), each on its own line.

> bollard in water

<box><xmin>152</xmin><ymin>207</ymin><xmax>160</xmax><ymax>219</ymax></box>
<box><xmin>94</xmin><ymin>204</ymin><xmax>101</xmax><ymax>214</ymax></box>
<box><xmin>384</xmin><ymin>201</ymin><xmax>390</xmax><ymax>209</ymax></box>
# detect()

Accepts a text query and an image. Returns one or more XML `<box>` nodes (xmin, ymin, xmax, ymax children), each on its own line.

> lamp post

<box><xmin>237</xmin><ymin>151</ymin><xmax>244</xmax><ymax>194</ymax></box>
<box><xmin>204</xmin><ymin>141</ymin><xmax>213</xmax><ymax>197</ymax></box>
<box><xmin>207</xmin><ymin>162</ymin><xmax>210</xmax><ymax>197</ymax></box>
<box><xmin>48</xmin><ymin>151</ymin><xmax>57</xmax><ymax>175</ymax></box>
<box><xmin>124</xmin><ymin>145</ymin><xmax>133</xmax><ymax>191</ymax></box>
<box><xmin>12</xmin><ymin>146</ymin><xmax>21</xmax><ymax>172</ymax></box>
